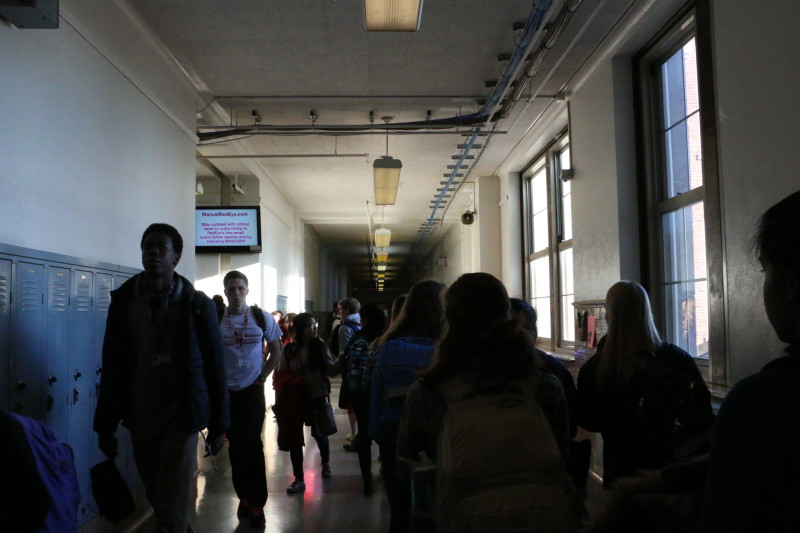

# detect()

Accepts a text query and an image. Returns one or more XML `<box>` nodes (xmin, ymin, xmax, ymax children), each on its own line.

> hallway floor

<box><xmin>130</xmin><ymin>379</ymin><xmax>606</xmax><ymax>533</ymax></box>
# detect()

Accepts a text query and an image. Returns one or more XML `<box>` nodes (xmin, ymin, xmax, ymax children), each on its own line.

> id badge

<box><xmin>237</xmin><ymin>359</ymin><xmax>252</xmax><ymax>369</ymax></box>
<box><xmin>151</xmin><ymin>352</ymin><xmax>172</xmax><ymax>366</ymax></box>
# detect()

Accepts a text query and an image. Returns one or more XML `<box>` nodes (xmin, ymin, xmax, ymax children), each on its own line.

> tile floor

<box><xmin>131</xmin><ymin>379</ymin><xmax>606</xmax><ymax>533</ymax></box>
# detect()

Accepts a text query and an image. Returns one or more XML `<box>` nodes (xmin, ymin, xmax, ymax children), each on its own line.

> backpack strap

<box><xmin>250</xmin><ymin>304</ymin><xmax>268</xmax><ymax>337</ymax></box>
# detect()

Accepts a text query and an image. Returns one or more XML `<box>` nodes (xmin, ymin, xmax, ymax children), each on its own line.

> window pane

<box><xmin>661</xmin><ymin>39</ymin><xmax>699</xmax><ymax>129</ymax></box>
<box><xmin>560</xmin><ymin>247</ymin><xmax>574</xmax><ymax>342</ymax></box>
<box><xmin>661</xmin><ymin>38</ymin><xmax>702</xmax><ymax>199</ymax></box>
<box><xmin>560</xmin><ymin>147</ymin><xmax>571</xmax><ymax>170</ymax></box>
<box><xmin>664</xmin><ymin>280</ymin><xmax>708</xmax><ymax>358</ymax></box>
<box><xmin>531</xmin><ymin>168</ymin><xmax>548</xmax><ymax>212</ymax></box>
<box><xmin>531</xmin><ymin>256</ymin><xmax>551</xmax><ymax>298</ymax></box>
<box><xmin>664</xmin><ymin>112</ymin><xmax>703</xmax><ymax>197</ymax></box>
<box><xmin>533</xmin><ymin>211</ymin><xmax>549</xmax><ymax>252</ymax></box>
<box><xmin>561</xmin><ymin>185</ymin><xmax>572</xmax><ymax>242</ymax></box>
<box><xmin>529</xmin><ymin>255</ymin><xmax>552</xmax><ymax>341</ymax></box>
<box><xmin>533</xmin><ymin>297</ymin><xmax>551</xmax><ymax>342</ymax></box>
<box><xmin>661</xmin><ymin>202</ymin><xmax>708</xmax><ymax>358</ymax></box>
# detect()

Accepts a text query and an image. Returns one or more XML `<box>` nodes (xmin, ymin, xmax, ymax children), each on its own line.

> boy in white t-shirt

<box><xmin>220</xmin><ymin>271</ymin><xmax>283</xmax><ymax>528</ymax></box>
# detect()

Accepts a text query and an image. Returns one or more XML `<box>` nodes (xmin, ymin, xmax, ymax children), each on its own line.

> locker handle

<box><xmin>73</xmin><ymin>370</ymin><xmax>82</xmax><ymax>381</ymax></box>
<box><xmin>96</xmin><ymin>365</ymin><xmax>102</xmax><ymax>375</ymax></box>
<box><xmin>47</xmin><ymin>395</ymin><xmax>54</xmax><ymax>411</ymax></box>
<box><xmin>73</xmin><ymin>388</ymin><xmax>79</xmax><ymax>404</ymax></box>
<box><xmin>48</xmin><ymin>375</ymin><xmax>57</xmax><ymax>385</ymax></box>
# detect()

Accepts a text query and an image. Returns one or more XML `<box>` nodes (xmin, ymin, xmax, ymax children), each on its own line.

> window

<box><xmin>637</xmin><ymin>3</ymin><xmax>722</xmax><ymax>382</ymax></box>
<box><xmin>522</xmin><ymin>134</ymin><xmax>573</xmax><ymax>350</ymax></box>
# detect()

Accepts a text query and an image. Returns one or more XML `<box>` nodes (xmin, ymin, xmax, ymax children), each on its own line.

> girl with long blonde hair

<box><xmin>576</xmin><ymin>280</ymin><xmax>710</xmax><ymax>486</ymax></box>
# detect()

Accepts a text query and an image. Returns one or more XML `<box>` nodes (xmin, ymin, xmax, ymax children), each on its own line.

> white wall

<box><xmin>0</xmin><ymin>0</ymin><xmax>199</xmax><ymax>276</ymax></box>
<box><xmin>711</xmin><ymin>0</ymin><xmax>800</xmax><ymax>381</ymax></box>
<box><xmin>569</xmin><ymin>59</ymin><xmax>637</xmax><ymax>301</ymax></box>
<box><xmin>476</xmin><ymin>175</ymin><xmax>502</xmax><ymax>278</ymax></box>
<box><xmin>423</xmin><ymin>223</ymin><xmax>471</xmax><ymax>287</ymax></box>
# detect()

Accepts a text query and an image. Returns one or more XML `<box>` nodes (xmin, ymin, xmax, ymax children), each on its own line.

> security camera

<box><xmin>461</xmin><ymin>211</ymin><xmax>476</xmax><ymax>225</ymax></box>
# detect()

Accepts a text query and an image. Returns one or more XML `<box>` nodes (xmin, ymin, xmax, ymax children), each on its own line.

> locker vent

<box><xmin>76</xmin><ymin>284</ymin><xmax>91</xmax><ymax>312</ymax></box>
<box><xmin>51</xmin><ymin>282</ymin><xmax>68</xmax><ymax>312</ymax></box>
<box><xmin>0</xmin><ymin>275</ymin><xmax>7</xmax><ymax>312</ymax></box>
<box><xmin>96</xmin><ymin>285</ymin><xmax>111</xmax><ymax>312</ymax></box>
<box><xmin>22</xmin><ymin>279</ymin><xmax>42</xmax><ymax>311</ymax></box>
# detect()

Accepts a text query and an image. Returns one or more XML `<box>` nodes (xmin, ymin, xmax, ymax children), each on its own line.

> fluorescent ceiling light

<box><xmin>376</xmin><ymin>250</ymin><xmax>389</xmax><ymax>263</ymax></box>
<box><xmin>373</xmin><ymin>156</ymin><xmax>401</xmax><ymax>205</ymax></box>
<box><xmin>364</xmin><ymin>0</ymin><xmax>423</xmax><ymax>32</ymax></box>
<box><xmin>375</xmin><ymin>227</ymin><xmax>391</xmax><ymax>248</ymax></box>
<box><xmin>377</xmin><ymin>264</ymin><xmax>387</xmax><ymax>271</ymax></box>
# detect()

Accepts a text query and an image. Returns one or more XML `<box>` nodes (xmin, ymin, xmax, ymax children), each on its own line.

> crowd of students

<box><xmin>10</xmin><ymin>191</ymin><xmax>797</xmax><ymax>532</ymax></box>
<box><xmin>270</xmin><ymin>190</ymin><xmax>800</xmax><ymax>533</ymax></box>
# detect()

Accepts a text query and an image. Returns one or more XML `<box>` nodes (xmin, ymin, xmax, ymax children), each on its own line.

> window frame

<box><xmin>521</xmin><ymin>130</ymin><xmax>574</xmax><ymax>352</ymax></box>
<box><xmin>634</xmin><ymin>0</ymin><xmax>726</xmax><ymax>388</ymax></box>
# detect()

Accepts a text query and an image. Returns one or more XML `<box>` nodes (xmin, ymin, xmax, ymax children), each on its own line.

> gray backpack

<box><xmin>435</xmin><ymin>374</ymin><xmax>578</xmax><ymax>533</ymax></box>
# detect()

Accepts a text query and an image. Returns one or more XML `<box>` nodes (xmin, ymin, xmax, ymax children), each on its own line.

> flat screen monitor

<box><xmin>195</xmin><ymin>206</ymin><xmax>262</xmax><ymax>253</ymax></box>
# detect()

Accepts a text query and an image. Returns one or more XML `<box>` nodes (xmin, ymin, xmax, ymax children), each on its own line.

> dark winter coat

<box><xmin>93</xmin><ymin>273</ymin><xmax>229</xmax><ymax>437</ymax></box>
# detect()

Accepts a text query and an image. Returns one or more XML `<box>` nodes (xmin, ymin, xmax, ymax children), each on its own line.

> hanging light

<box><xmin>374</xmin><ymin>156</ymin><xmax>401</xmax><ymax>205</ymax></box>
<box><xmin>377</xmin><ymin>264</ymin><xmax>387</xmax><ymax>272</ymax></box>
<box><xmin>376</xmin><ymin>249</ymin><xmax>389</xmax><ymax>263</ymax></box>
<box><xmin>373</xmin><ymin>117</ymin><xmax>401</xmax><ymax>205</ymax></box>
<box><xmin>374</xmin><ymin>227</ymin><xmax>391</xmax><ymax>248</ymax></box>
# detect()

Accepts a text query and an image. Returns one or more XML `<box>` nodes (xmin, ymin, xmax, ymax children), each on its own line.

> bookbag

<box><xmin>9</xmin><ymin>412</ymin><xmax>80</xmax><ymax>533</ymax></box>
<box><xmin>634</xmin><ymin>345</ymin><xmax>714</xmax><ymax>463</ymax></box>
<box><xmin>368</xmin><ymin>337</ymin><xmax>436</xmax><ymax>444</ymax></box>
<box><xmin>434</xmin><ymin>375</ymin><xmax>578</xmax><ymax>533</ymax></box>
<box><xmin>329</xmin><ymin>319</ymin><xmax>361</xmax><ymax>356</ymax></box>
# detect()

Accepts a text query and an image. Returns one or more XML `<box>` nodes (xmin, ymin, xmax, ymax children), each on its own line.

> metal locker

<box><xmin>0</xmin><ymin>258</ymin><xmax>12</xmax><ymax>411</ymax></box>
<box><xmin>11</xmin><ymin>261</ymin><xmax>45</xmax><ymax>418</ymax></box>
<box><xmin>69</xmin><ymin>269</ymin><xmax>97</xmax><ymax>522</ymax></box>
<box><xmin>44</xmin><ymin>265</ymin><xmax>71</xmax><ymax>441</ymax></box>
<box><xmin>90</xmin><ymin>272</ymin><xmax>112</xmax><ymax>469</ymax></box>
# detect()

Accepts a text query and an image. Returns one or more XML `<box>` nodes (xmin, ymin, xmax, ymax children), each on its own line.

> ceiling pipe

<box><xmin>425</xmin><ymin>0</ymin><xmax>555</xmax><ymax>229</ymax></box>
<box><xmin>198</xmin><ymin>153</ymin><xmax>369</xmax><ymax>159</ymax></box>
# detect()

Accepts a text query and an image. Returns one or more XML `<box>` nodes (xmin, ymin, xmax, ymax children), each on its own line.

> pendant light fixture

<box><xmin>373</xmin><ymin>117</ymin><xmax>401</xmax><ymax>205</ymax></box>
<box><xmin>374</xmin><ymin>205</ymin><xmax>391</xmax><ymax>248</ymax></box>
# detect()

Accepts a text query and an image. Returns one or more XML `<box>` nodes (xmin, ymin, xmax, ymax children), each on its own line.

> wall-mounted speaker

<box><xmin>461</xmin><ymin>211</ymin><xmax>476</xmax><ymax>225</ymax></box>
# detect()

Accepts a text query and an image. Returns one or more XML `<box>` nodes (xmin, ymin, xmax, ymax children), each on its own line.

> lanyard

<box><xmin>226</xmin><ymin>309</ymin><xmax>250</xmax><ymax>350</ymax></box>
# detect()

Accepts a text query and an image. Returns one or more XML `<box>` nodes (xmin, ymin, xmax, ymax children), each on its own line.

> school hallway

<box><xmin>125</xmin><ymin>378</ymin><xmax>607</xmax><ymax>533</ymax></box>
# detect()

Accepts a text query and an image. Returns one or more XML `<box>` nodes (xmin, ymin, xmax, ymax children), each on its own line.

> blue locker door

<box><xmin>44</xmin><ymin>266</ymin><xmax>71</xmax><ymax>441</ymax></box>
<box><xmin>69</xmin><ymin>269</ymin><xmax>96</xmax><ymax>523</ymax></box>
<box><xmin>0</xmin><ymin>259</ymin><xmax>11</xmax><ymax>411</ymax></box>
<box><xmin>90</xmin><ymin>272</ymin><xmax>112</xmax><ymax>469</ymax></box>
<box><xmin>11</xmin><ymin>262</ymin><xmax>45</xmax><ymax>418</ymax></box>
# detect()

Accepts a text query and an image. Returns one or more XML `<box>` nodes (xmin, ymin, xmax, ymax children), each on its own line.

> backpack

<box><xmin>369</xmin><ymin>337</ymin><xmax>436</xmax><ymax>444</ymax></box>
<box><xmin>635</xmin><ymin>345</ymin><xmax>714</xmax><ymax>464</ymax></box>
<box><xmin>8</xmin><ymin>412</ymin><xmax>80</xmax><ymax>533</ymax></box>
<box><xmin>329</xmin><ymin>319</ymin><xmax>361</xmax><ymax>356</ymax></box>
<box><xmin>434</xmin><ymin>375</ymin><xmax>578</xmax><ymax>533</ymax></box>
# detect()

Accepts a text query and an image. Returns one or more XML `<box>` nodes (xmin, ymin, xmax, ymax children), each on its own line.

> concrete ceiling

<box><xmin>128</xmin><ymin>0</ymin><xmax>636</xmax><ymax>290</ymax></box>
